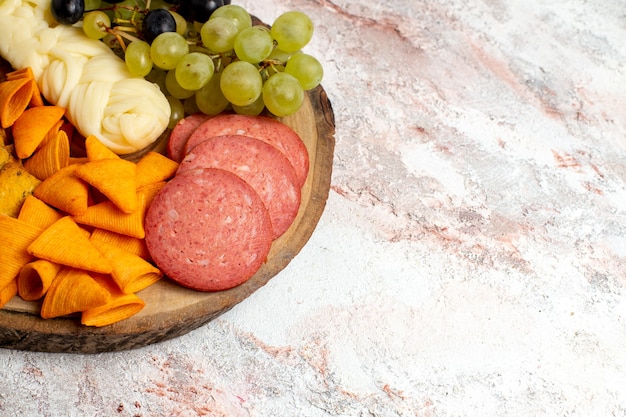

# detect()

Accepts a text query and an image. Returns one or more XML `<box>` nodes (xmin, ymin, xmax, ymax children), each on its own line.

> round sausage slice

<box><xmin>167</xmin><ymin>113</ymin><xmax>212</xmax><ymax>162</ymax></box>
<box><xmin>183</xmin><ymin>114</ymin><xmax>310</xmax><ymax>188</ymax></box>
<box><xmin>144</xmin><ymin>167</ymin><xmax>273</xmax><ymax>292</ymax></box>
<box><xmin>178</xmin><ymin>135</ymin><xmax>301</xmax><ymax>240</ymax></box>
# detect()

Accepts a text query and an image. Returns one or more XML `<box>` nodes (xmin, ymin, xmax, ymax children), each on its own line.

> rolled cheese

<box><xmin>0</xmin><ymin>0</ymin><xmax>171</xmax><ymax>154</ymax></box>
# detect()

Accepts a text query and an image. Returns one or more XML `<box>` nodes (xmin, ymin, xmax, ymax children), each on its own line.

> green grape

<box><xmin>169</xmin><ymin>10</ymin><xmax>188</xmax><ymax>36</ymax></box>
<box><xmin>200</xmin><ymin>16</ymin><xmax>239</xmax><ymax>53</ymax></box>
<box><xmin>166</xmin><ymin>95</ymin><xmax>185</xmax><ymax>129</ymax></box>
<box><xmin>220</xmin><ymin>61</ymin><xmax>263</xmax><ymax>107</ymax></box>
<box><xmin>285</xmin><ymin>53</ymin><xmax>323</xmax><ymax>90</ymax></box>
<box><xmin>175</xmin><ymin>52</ymin><xmax>214</xmax><ymax>91</ymax></box>
<box><xmin>165</xmin><ymin>69</ymin><xmax>195</xmax><ymax>99</ymax></box>
<box><xmin>268</xmin><ymin>48</ymin><xmax>300</xmax><ymax>63</ymax></box>
<box><xmin>270</xmin><ymin>11</ymin><xmax>314</xmax><ymax>52</ymax></box>
<box><xmin>110</xmin><ymin>0</ymin><xmax>147</xmax><ymax>21</ymax></box>
<box><xmin>210</xmin><ymin>4</ymin><xmax>252</xmax><ymax>33</ymax></box>
<box><xmin>262</xmin><ymin>72</ymin><xmax>304</xmax><ymax>117</ymax></box>
<box><xmin>184</xmin><ymin>96</ymin><xmax>201</xmax><ymax>115</ymax></box>
<box><xmin>150</xmin><ymin>32</ymin><xmax>189</xmax><ymax>70</ymax></box>
<box><xmin>196</xmin><ymin>72</ymin><xmax>230</xmax><ymax>115</ymax></box>
<box><xmin>125</xmin><ymin>40</ymin><xmax>153</xmax><ymax>77</ymax></box>
<box><xmin>82</xmin><ymin>11</ymin><xmax>111</xmax><ymax>40</ymax></box>
<box><xmin>232</xmin><ymin>94</ymin><xmax>265</xmax><ymax>116</ymax></box>
<box><xmin>145</xmin><ymin>67</ymin><xmax>167</xmax><ymax>94</ymax></box>
<box><xmin>84</xmin><ymin>0</ymin><xmax>102</xmax><ymax>11</ymax></box>
<box><xmin>234</xmin><ymin>26</ymin><xmax>273</xmax><ymax>63</ymax></box>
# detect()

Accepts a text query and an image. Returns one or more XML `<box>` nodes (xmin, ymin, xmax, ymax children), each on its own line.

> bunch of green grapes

<box><xmin>64</xmin><ymin>0</ymin><xmax>324</xmax><ymax>124</ymax></box>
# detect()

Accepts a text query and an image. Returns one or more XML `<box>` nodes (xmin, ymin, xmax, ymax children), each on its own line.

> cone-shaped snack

<box><xmin>84</xmin><ymin>135</ymin><xmax>119</xmax><ymax>161</ymax></box>
<box><xmin>23</xmin><ymin>129</ymin><xmax>70</xmax><ymax>181</ymax></box>
<box><xmin>90</xmin><ymin>228</ymin><xmax>151</xmax><ymax>260</ymax></box>
<box><xmin>90</xmin><ymin>238</ymin><xmax>162</xmax><ymax>294</ymax></box>
<box><xmin>27</xmin><ymin>216</ymin><xmax>113</xmax><ymax>274</ymax></box>
<box><xmin>18</xmin><ymin>195</ymin><xmax>63</xmax><ymax>230</ymax></box>
<box><xmin>12</xmin><ymin>106</ymin><xmax>66</xmax><ymax>159</ymax></box>
<box><xmin>0</xmin><ymin>77</ymin><xmax>32</xmax><ymax>128</ymax></box>
<box><xmin>81</xmin><ymin>274</ymin><xmax>145</xmax><ymax>327</ymax></box>
<box><xmin>33</xmin><ymin>164</ymin><xmax>89</xmax><ymax>216</ymax></box>
<box><xmin>73</xmin><ymin>158</ymin><xmax>137</xmax><ymax>213</ymax></box>
<box><xmin>0</xmin><ymin>215</ymin><xmax>42</xmax><ymax>288</ymax></box>
<box><xmin>135</xmin><ymin>151</ymin><xmax>179</xmax><ymax>188</ymax></box>
<box><xmin>40</xmin><ymin>267</ymin><xmax>111</xmax><ymax>319</ymax></box>
<box><xmin>0</xmin><ymin>279</ymin><xmax>18</xmax><ymax>309</ymax></box>
<box><xmin>17</xmin><ymin>259</ymin><xmax>62</xmax><ymax>301</ymax></box>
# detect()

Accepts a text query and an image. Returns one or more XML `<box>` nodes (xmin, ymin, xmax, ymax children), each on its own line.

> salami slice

<box><xmin>178</xmin><ymin>135</ymin><xmax>301</xmax><ymax>239</ymax></box>
<box><xmin>144</xmin><ymin>167</ymin><xmax>273</xmax><ymax>292</ymax></box>
<box><xmin>167</xmin><ymin>113</ymin><xmax>213</xmax><ymax>162</ymax></box>
<box><xmin>183</xmin><ymin>114</ymin><xmax>310</xmax><ymax>188</ymax></box>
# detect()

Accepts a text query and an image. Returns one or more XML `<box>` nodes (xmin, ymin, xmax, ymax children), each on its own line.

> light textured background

<box><xmin>1</xmin><ymin>0</ymin><xmax>626</xmax><ymax>415</ymax></box>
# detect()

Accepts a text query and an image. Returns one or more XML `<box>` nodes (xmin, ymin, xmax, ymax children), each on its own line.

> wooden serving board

<box><xmin>0</xmin><ymin>58</ymin><xmax>335</xmax><ymax>353</ymax></box>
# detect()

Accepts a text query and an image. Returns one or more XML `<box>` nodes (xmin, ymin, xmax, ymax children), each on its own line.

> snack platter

<box><xmin>0</xmin><ymin>54</ymin><xmax>335</xmax><ymax>354</ymax></box>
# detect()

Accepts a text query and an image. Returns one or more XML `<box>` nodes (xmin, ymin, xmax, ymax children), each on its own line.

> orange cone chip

<box><xmin>23</xmin><ymin>129</ymin><xmax>70</xmax><ymax>181</ymax></box>
<box><xmin>0</xmin><ymin>279</ymin><xmax>18</xmax><ymax>309</ymax></box>
<box><xmin>74</xmin><ymin>158</ymin><xmax>137</xmax><ymax>213</ymax></box>
<box><xmin>81</xmin><ymin>274</ymin><xmax>145</xmax><ymax>327</ymax></box>
<box><xmin>91</xmin><ymin>228</ymin><xmax>151</xmax><ymax>260</ymax></box>
<box><xmin>17</xmin><ymin>259</ymin><xmax>62</xmax><ymax>301</ymax></box>
<box><xmin>0</xmin><ymin>77</ymin><xmax>32</xmax><ymax>128</ymax></box>
<box><xmin>27</xmin><ymin>216</ymin><xmax>112</xmax><ymax>274</ymax></box>
<box><xmin>40</xmin><ymin>267</ymin><xmax>111</xmax><ymax>319</ymax></box>
<box><xmin>12</xmin><ymin>105</ymin><xmax>66</xmax><ymax>159</ymax></box>
<box><xmin>18</xmin><ymin>195</ymin><xmax>63</xmax><ymax>229</ymax></box>
<box><xmin>135</xmin><ymin>151</ymin><xmax>179</xmax><ymax>188</ymax></box>
<box><xmin>73</xmin><ymin>199</ymin><xmax>146</xmax><ymax>239</ymax></box>
<box><xmin>84</xmin><ymin>135</ymin><xmax>119</xmax><ymax>161</ymax></box>
<box><xmin>33</xmin><ymin>164</ymin><xmax>89</xmax><ymax>216</ymax></box>
<box><xmin>6</xmin><ymin>67</ymin><xmax>45</xmax><ymax>108</ymax></box>
<box><xmin>0</xmin><ymin>215</ymin><xmax>42</xmax><ymax>288</ymax></box>
<box><xmin>91</xmin><ymin>238</ymin><xmax>162</xmax><ymax>294</ymax></box>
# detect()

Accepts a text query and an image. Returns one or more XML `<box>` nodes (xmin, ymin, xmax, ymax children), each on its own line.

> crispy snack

<box><xmin>90</xmin><ymin>228</ymin><xmax>151</xmax><ymax>260</ymax></box>
<box><xmin>135</xmin><ymin>151</ymin><xmax>179</xmax><ymax>188</ymax></box>
<box><xmin>0</xmin><ymin>143</ymin><xmax>11</xmax><ymax>166</ymax></box>
<box><xmin>0</xmin><ymin>279</ymin><xmax>18</xmax><ymax>309</ymax></box>
<box><xmin>81</xmin><ymin>274</ymin><xmax>145</xmax><ymax>327</ymax></box>
<box><xmin>33</xmin><ymin>164</ymin><xmax>90</xmax><ymax>216</ymax></box>
<box><xmin>84</xmin><ymin>135</ymin><xmax>119</xmax><ymax>161</ymax></box>
<box><xmin>23</xmin><ymin>129</ymin><xmax>70</xmax><ymax>181</ymax></box>
<box><xmin>17</xmin><ymin>195</ymin><xmax>63</xmax><ymax>229</ymax></box>
<box><xmin>90</xmin><ymin>238</ymin><xmax>162</xmax><ymax>294</ymax></box>
<box><xmin>40</xmin><ymin>267</ymin><xmax>111</xmax><ymax>319</ymax></box>
<box><xmin>12</xmin><ymin>105</ymin><xmax>66</xmax><ymax>159</ymax></box>
<box><xmin>73</xmin><ymin>158</ymin><xmax>137</xmax><ymax>213</ymax></box>
<box><xmin>6</xmin><ymin>67</ymin><xmax>44</xmax><ymax>108</ymax></box>
<box><xmin>0</xmin><ymin>161</ymin><xmax>41</xmax><ymax>217</ymax></box>
<box><xmin>0</xmin><ymin>215</ymin><xmax>42</xmax><ymax>289</ymax></box>
<box><xmin>27</xmin><ymin>216</ymin><xmax>113</xmax><ymax>274</ymax></box>
<box><xmin>17</xmin><ymin>259</ymin><xmax>62</xmax><ymax>301</ymax></box>
<box><xmin>0</xmin><ymin>77</ymin><xmax>32</xmax><ymax>128</ymax></box>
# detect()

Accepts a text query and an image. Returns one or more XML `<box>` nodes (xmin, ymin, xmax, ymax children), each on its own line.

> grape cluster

<box><xmin>50</xmin><ymin>0</ymin><xmax>324</xmax><ymax>123</ymax></box>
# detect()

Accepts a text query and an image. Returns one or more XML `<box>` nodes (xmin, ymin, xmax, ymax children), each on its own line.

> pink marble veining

<box><xmin>1</xmin><ymin>0</ymin><xmax>625</xmax><ymax>415</ymax></box>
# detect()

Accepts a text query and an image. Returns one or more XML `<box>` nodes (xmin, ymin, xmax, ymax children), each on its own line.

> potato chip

<box><xmin>27</xmin><ymin>216</ymin><xmax>112</xmax><ymax>274</ymax></box>
<box><xmin>33</xmin><ymin>164</ymin><xmax>89</xmax><ymax>216</ymax></box>
<box><xmin>84</xmin><ymin>135</ymin><xmax>119</xmax><ymax>161</ymax></box>
<box><xmin>81</xmin><ymin>274</ymin><xmax>145</xmax><ymax>327</ymax></box>
<box><xmin>12</xmin><ymin>106</ymin><xmax>66</xmax><ymax>159</ymax></box>
<box><xmin>135</xmin><ymin>151</ymin><xmax>179</xmax><ymax>188</ymax></box>
<box><xmin>0</xmin><ymin>160</ymin><xmax>41</xmax><ymax>217</ymax></box>
<box><xmin>17</xmin><ymin>195</ymin><xmax>63</xmax><ymax>229</ymax></box>
<box><xmin>90</xmin><ymin>238</ymin><xmax>162</xmax><ymax>294</ymax></box>
<box><xmin>0</xmin><ymin>77</ymin><xmax>32</xmax><ymax>129</ymax></box>
<box><xmin>23</xmin><ymin>129</ymin><xmax>70</xmax><ymax>181</ymax></box>
<box><xmin>74</xmin><ymin>158</ymin><xmax>137</xmax><ymax>213</ymax></box>
<box><xmin>40</xmin><ymin>267</ymin><xmax>111</xmax><ymax>319</ymax></box>
<box><xmin>17</xmin><ymin>259</ymin><xmax>61</xmax><ymax>301</ymax></box>
<box><xmin>0</xmin><ymin>279</ymin><xmax>17</xmax><ymax>309</ymax></box>
<box><xmin>0</xmin><ymin>215</ymin><xmax>42</xmax><ymax>289</ymax></box>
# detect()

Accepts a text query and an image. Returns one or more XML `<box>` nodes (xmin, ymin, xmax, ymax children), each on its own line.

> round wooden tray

<box><xmin>0</xmin><ymin>61</ymin><xmax>335</xmax><ymax>353</ymax></box>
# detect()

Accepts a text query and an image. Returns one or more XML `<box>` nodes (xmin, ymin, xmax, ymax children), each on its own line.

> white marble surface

<box><xmin>2</xmin><ymin>0</ymin><xmax>626</xmax><ymax>415</ymax></box>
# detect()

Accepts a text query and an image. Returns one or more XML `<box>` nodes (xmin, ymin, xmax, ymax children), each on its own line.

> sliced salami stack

<box><xmin>145</xmin><ymin>114</ymin><xmax>310</xmax><ymax>292</ymax></box>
